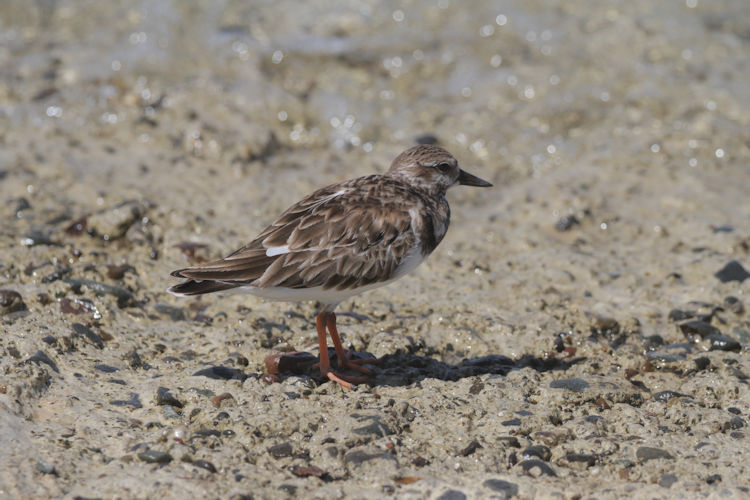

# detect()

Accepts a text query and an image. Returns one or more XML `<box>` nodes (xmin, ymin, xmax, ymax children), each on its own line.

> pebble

<box><xmin>0</xmin><ymin>289</ymin><xmax>26</xmax><ymax>315</ymax></box>
<box><xmin>522</xmin><ymin>445</ymin><xmax>551</xmax><ymax>461</ymax></box>
<box><xmin>459</xmin><ymin>439</ymin><xmax>482</xmax><ymax>456</ymax></box>
<box><xmin>27</xmin><ymin>350</ymin><xmax>59</xmax><ymax>373</ymax></box>
<box><xmin>94</xmin><ymin>364</ymin><xmax>118</xmax><ymax>373</ymax></box>
<box><xmin>642</xmin><ymin>334</ymin><xmax>665</xmax><ymax>350</ymax></box>
<box><xmin>724</xmin><ymin>416</ymin><xmax>745</xmax><ymax>431</ymax></box>
<box><xmin>483</xmin><ymin>479</ymin><xmax>518</xmax><ymax>497</ymax></box>
<box><xmin>549</xmin><ymin>377</ymin><xmax>589</xmax><ymax>392</ymax></box>
<box><xmin>705</xmin><ymin>334</ymin><xmax>741</xmax><ymax>352</ymax></box>
<box><xmin>193</xmin><ymin>459</ymin><xmax>217</xmax><ymax>473</ymax></box>
<box><xmin>290</xmin><ymin>465</ymin><xmax>325</xmax><ymax>478</ymax></box>
<box><xmin>193</xmin><ymin>365</ymin><xmax>248</xmax><ymax>381</ymax></box>
<box><xmin>154</xmin><ymin>304</ymin><xmax>186</xmax><ymax>321</ymax></box>
<box><xmin>723</xmin><ymin>296</ymin><xmax>744</xmax><ymax>314</ymax></box>
<box><xmin>517</xmin><ymin>459</ymin><xmax>557</xmax><ymax>477</ymax></box>
<box><xmin>436</xmin><ymin>490</ymin><xmax>466</xmax><ymax>500</ymax></box>
<box><xmin>20</xmin><ymin>231</ymin><xmax>61</xmax><ymax>247</ymax></box>
<box><xmin>714</xmin><ymin>260</ymin><xmax>750</xmax><ymax>283</ymax></box>
<box><xmin>267</xmin><ymin>442</ymin><xmax>293</xmax><ymax>459</ymax></box>
<box><xmin>138</xmin><ymin>450</ymin><xmax>173</xmax><ymax>464</ymax></box>
<box><xmin>264</xmin><ymin>351</ymin><xmax>317</xmax><ymax>375</ymax></box>
<box><xmin>668</xmin><ymin>309</ymin><xmax>693</xmax><ymax>322</ymax></box>
<box><xmin>36</xmin><ymin>460</ymin><xmax>56</xmax><ymax>475</ymax></box>
<box><xmin>110</xmin><ymin>393</ymin><xmax>142</xmax><ymax>409</ymax></box>
<box><xmin>497</xmin><ymin>436</ymin><xmax>521</xmax><ymax>448</ymax></box>
<box><xmin>679</xmin><ymin>320</ymin><xmax>721</xmax><ymax>340</ymax></box>
<box><xmin>41</xmin><ymin>266</ymin><xmax>72</xmax><ymax>283</ymax></box>
<box><xmin>653</xmin><ymin>390</ymin><xmax>691</xmax><ymax>403</ymax></box>
<box><xmin>646</xmin><ymin>352</ymin><xmax>685</xmax><ymax>363</ymax></box>
<box><xmin>555</xmin><ymin>215</ymin><xmax>580</xmax><ymax>231</ymax></box>
<box><xmin>156</xmin><ymin>387</ymin><xmax>184</xmax><ymax>408</ymax></box>
<box><xmin>659</xmin><ymin>473</ymin><xmax>678</xmax><ymax>488</ymax></box>
<box><xmin>560</xmin><ymin>453</ymin><xmax>597</xmax><ymax>469</ymax></box>
<box><xmin>72</xmin><ymin>323</ymin><xmax>104</xmax><ymax>349</ymax></box>
<box><xmin>344</xmin><ymin>447</ymin><xmax>398</xmax><ymax>467</ymax></box>
<box><xmin>63</xmin><ymin>278</ymin><xmax>137</xmax><ymax>308</ymax></box>
<box><xmin>636</xmin><ymin>446</ymin><xmax>674</xmax><ymax>462</ymax></box>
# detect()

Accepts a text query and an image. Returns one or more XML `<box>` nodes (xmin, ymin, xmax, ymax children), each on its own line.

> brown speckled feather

<box><xmin>169</xmin><ymin>145</ymin><xmax>492</xmax><ymax>302</ymax></box>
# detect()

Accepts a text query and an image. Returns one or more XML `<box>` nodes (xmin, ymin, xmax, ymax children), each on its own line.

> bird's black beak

<box><xmin>457</xmin><ymin>169</ymin><xmax>493</xmax><ymax>187</ymax></box>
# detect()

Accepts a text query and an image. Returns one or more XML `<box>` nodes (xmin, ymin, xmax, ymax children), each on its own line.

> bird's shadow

<box><xmin>194</xmin><ymin>350</ymin><xmax>585</xmax><ymax>389</ymax></box>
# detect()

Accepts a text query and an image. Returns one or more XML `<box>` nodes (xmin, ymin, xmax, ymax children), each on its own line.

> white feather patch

<box><xmin>265</xmin><ymin>245</ymin><xmax>290</xmax><ymax>257</ymax></box>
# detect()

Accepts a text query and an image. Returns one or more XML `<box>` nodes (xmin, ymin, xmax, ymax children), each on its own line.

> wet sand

<box><xmin>1</xmin><ymin>1</ymin><xmax>749</xmax><ymax>498</ymax></box>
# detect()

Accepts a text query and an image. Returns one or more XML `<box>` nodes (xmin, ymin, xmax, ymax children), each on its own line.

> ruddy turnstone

<box><xmin>169</xmin><ymin>144</ymin><xmax>492</xmax><ymax>388</ymax></box>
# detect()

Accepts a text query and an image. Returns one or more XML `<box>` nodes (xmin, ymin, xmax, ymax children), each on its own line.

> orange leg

<box><xmin>325</xmin><ymin>312</ymin><xmax>375</xmax><ymax>374</ymax></box>
<box><xmin>315</xmin><ymin>312</ymin><xmax>366</xmax><ymax>389</ymax></box>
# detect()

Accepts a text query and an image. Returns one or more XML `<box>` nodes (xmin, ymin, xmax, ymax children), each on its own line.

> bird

<box><xmin>168</xmin><ymin>144</ymin><xmax>492</xmax><ymax>388</ymax></box>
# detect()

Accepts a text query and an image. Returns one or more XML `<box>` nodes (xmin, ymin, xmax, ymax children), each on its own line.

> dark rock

<box><xmin>706</xmin><ymin>474</ymin><xmax>722</xmax><ymax>484</ymax></box>
<box><xmin>193</xmin><ymin>429</ymin><xmax>221</xmax><ymax>438</ymax></box>
<box><xmin>501</xmin><ymin>418</ymin><xmax>521</xmax><ymax>427</ymax></box>
<box><xmin>642</xmin><ymin>335</ymin><xmax>665</xmax><ymax>350</ymax></box>
<box><xmin>653</xmin><ymin>390</ymin><xmax>691</xmax><ymax>403</ymax></box>
<box><xmin>724</xmin><ymin>296</ymin><xmax>744</xmax><ymax>314</ymax></box>
<box><xmin>193</xmin><ymin>459</ymin><xmax>217</xmax><ymax>473</ymax></box>
<box><xmin>555</xmin><ymin>215</ymin><xmax>580</xmax><ymax>231</ymax></box>
<box><xmin>63</xmin><ymin>278</ymin><xmax>137</xmax><ymax>308</ymax></box>
<box><xmin>110</xmin><ymin>393</ymin><xmax>142</xmax><ymax>409</ymax></box>
<box><xmin>0</xmin><ymin>289</ymin><xmax>26</xmax><ymax>315</ymax></box>
<box><xmin>522</xmin><ymin>445</ymin><xmax>551</xmax><ymax>461</ymax></box>
<box><xmin>344</xmin><ymin>448</ymin><xmax>397</xmax><ymax>466</ymax></box>
<box><xmin>72</xmin><ymin>323</ymin><xmax>104</xmax><ymax>349</ymax></box>
<box><xmin>352</xmin><ymin>414</ymin><xmax>395</xmax><ymax>439</ymax></box>
<box><xmin>706</xmin><ymin>334</ymin><xmax>741</xmax><ymax>352</ymax></box>
<box><xmin>36</xmin><ymin>460</ymin><xmax>56</xmax><ymax>475</ymax></box>
<box><xmin>20</xmin><ymin>231</ymin><xmax>61</xmax><ymax>247</ymax></box>
<box><xmin>41</xmin><ymin>266</ymin><xmax>72</xmax><ymax>283</ymax></box>
<box><xmin>497</xmin><ymin>436</ymin><xmax>521</xmax><ymax>448</ymax></box>
<box><xmin>193</xmin><ymin>365</ymin><xmax>247</xmax><ymax>381</ymax></box>
<box><xmin>694</xmin><ymin>357</ymin><xmax>711</xmax><ymax>370</ymax></box>
<box><xmin>725</xmin><ymin>416</ymin><xmax>745</xmax><ymax>431</ymax></box>
<box><xmin>27</xmin><ymin>350</ymin><xmax>59</xmax><ymax>373</ymax></box>
<box><xmin>715</xmin><ymin>260</ymin><xmax>750</xmax><ymax>283</ymax></box>
<box><xmin>483</xmin><ymin>479</ymin><xmax>518</xmax><ymax>497</ymax></box>
<box><xmin>124</xmin><ymin>349</ymin><xmax>143</xmax><ymax>369</ymax></box>
<box><xmin>680</xmin><ymin>320</ymin><xmax>721</xmax><ymax>339</ymax></box>
<box><xmin>41</xmin><ymin>336</ymin><xmax>57</xmax><ymax>346</ymax></box>
<box><xmin>436</xmin><ymin>490</ymin><xmax>466</xmax><ymax>500</ymax></box>
<box><xmin>659</xmin><ymin>473</ymin><xmax>678</xmax><ymax>488</ymax></box>
<box><xmin>94</xmin><ymin>364</ymin><xmax>118</xmax><ymax>373</ymax></box>
<box><xmin>469</xmin><ymin>380</ymin><xmax>485</xmax><ymax>394</ymax></box>
<box><xmin>267</xmin><ymin>442</ymin><xmax>293</xmax><ymax>459</ymax></box>
<box><xmin>562</xmin><ymin>453</ymin><xmax>597</xmax><ymax>468</ymax></box>
<box><xmin>459</xmin><ymin>440</ymin><xmax>482</xmax><ymax>457</ymax></box>
<box><xmin>668</xmin><ymin>309</ymin><xmax>693</xmax><ymax>322</ymax></box>
<box><xmin>138</xmin><ymin>450</ymin><xmax>172</xmax><ymax>464</ymax></box>
<box><xmin>154</xmin><ymin>304</ymin><xmax>186</xmax><ymax>321</ymax></box>
<box><xmin>264</xmin><ymin>351</ymin><xmax>317</xmax><ymax>375</ymax></box>
<box><xmin>517</xmin><ymin>459</ymin><xmax>556</xmax><ymax>477</ymax></box>
<box><xmin>290</xmin><ymin>465</ymin><xmax>326</xmax><ymax>478</ymax></box>
<box><xmin>549</xmin><ymin>378</ymin><xmax>589</xmax><ymax>392</ymax></box>
<box><xmin>646</xmin><ymin>352</ymin><xmax>685</xmax><ymax>363</ymax></box>
<box><xmin>156</xmin><ymin>387</ymin><xmax>184</xmax><ymax>408</ymax></box>
<box><xmin>636</xmin><ymin>446</ymin><xmax>674</xmax><ymax>462</ymax></box>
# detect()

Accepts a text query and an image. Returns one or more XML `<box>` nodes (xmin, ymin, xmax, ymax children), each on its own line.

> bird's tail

<box><xmin>167</xmin><ymin>279</ymin><xmax>238</xmax><ymax>296</ymax></box>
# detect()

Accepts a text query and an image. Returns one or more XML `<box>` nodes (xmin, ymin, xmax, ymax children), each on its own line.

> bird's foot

<box><xmin>322</xmin><ymin>369</ymin><xmax>368</xmax><ymax>390</ymax></box>
<box><xmin>338</xmin><ymin>350</ymin><xmax>381</xmax><ymax>375</ymax></box>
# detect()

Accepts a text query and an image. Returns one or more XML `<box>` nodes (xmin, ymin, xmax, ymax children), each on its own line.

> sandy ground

<box><xmin>1</xmin><ymin>0</ymin><xmax>749</xmax><ymax>498</ymax></box>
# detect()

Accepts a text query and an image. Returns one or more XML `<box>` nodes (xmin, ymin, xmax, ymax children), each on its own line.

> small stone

<box><xmin>436</xmin><ymin>490</ymin><xmax>466</xmax><ymax>500</ymax></box>
<box><xmin>725</xmin><ymin>416</ymin><xmax>745</xmax><ymax>431</ymax></box>
<box><xmin>87</xmin><ymin>200</ymin><xmax>150</xmax><ymax>240</ymax></box>
<box><xmin>110</xmin><ymin>393</ymin><xmax>142</xmax><ymax>409</ymax></box>
<box><xmin>94</xmin><ymin>364</ymin><xmax>118</xmax><ymax>373</ymax></box>
<box><xmin>555</xmin><ymin>215</ymin><xmax>580</xmax><ymax>231</ymax></box>
<box><xmin>193</xmin><ymin>459</ymin><xmax>217</xmax><ymax>473</ymax></box>
<box><xmin>72</xmin><ymin>323</ymin><xmax>104</xmax><ymax>349</ymax></box>
<box><xmin>636</xmin><ymin>446</ymin><xmax>674</xmax><ymax>462</ymax></box>
<box><xmin>36</xmin><ymin>460</ymin><xmax>56</xmax><ymax>475</ymax></box>
<box><xmin>264</xmin><ymin>351</ymin><xmax>317</xmax><ymax>375</ymax></box>
<box><xmin>706</xmin><ymin>474</ymin><xmax>722</xmax><ymax>484</ymax></box>
<box><xmin>561</xmin><ymin>453</ymin><xmax>597</xmax><ymax>469</ymax></box>
<box><xmin>0</xmin><ymin>289</ymin><xmax>26</xmax><ymax>315</ymax></box>
<box><xmin>267</xmin><ymin>442</ymin><xmax>293</xmax><ymax>459</ymax></box>
<box><xmin>27</xmin><ymin>351</ymin><xmax>59</xmax><ymax>373</ymax></box>
<box><xmin>210</xmin><ymin>393</ymin><xmax>235</xmax><ymax>408</ymax></box>
<box><xmin>193</xmin><ymin>365</ymin><xmax>247</xmax><ymax>381</ymax></box>
<box><xmin>517</xmin><ymin>459</ymin><xmax>556</xmax><ymax>477</ymax></box>
<box><xmin>138</xmin><ymin>450</ymin><xmax>173</xmax><ymax>464</ymax></box>
<box><xmin>156</xmin><ymin>387</ymin><xmax>184</xmax><ymax>408</ymax></box>
<box><xmin>706</xmin><ymin>334</ymin><xmax>741</xmax><ymax>352</ymax></box>
<box><xmin>642</xmin><ymin>335</ymin><xmax>665</xmax><ymax>350</ymax></box>
<box><xmin>154</xmin><ymin>304</ymin><xmax>186</xmax><ymax>321</ymax></box>
<box><xmin>653</xmin><ymin>390</ymin><xmax>691</xmax><ymax>403</ymax></box>
<box><xmin>659</xmin><ymin>473</ymin><xmax>678</xmax><ymax>488</ymax></box>
<box><xmin>344</xmin><ymin>447</ymin><xmax>397</xmax><ymax>466</ymax></box>
<box><xmin>124</xmin><ymin>350</ymin><xmax>143</xmax><ymax>369</ymax></box>
<box><xmin>498</xmin><ymin>436</ymin><xmax>521</xmax><ymax>448</ymax></box>
<box><xmin>646</xmin><ymin>352</ymin><xmax>686</xmax><ymax>363</ymax></box>
<box><xmin>549</xmin><ymin>378</ymin><xmax>589</xmax><ymax>392</ymax></box>
<box><xmin>680</xmin><ymin>320</ymin><xmax>721</xmax><ymax>339</ymax></box>
<box><xmin>668</xmin><ymin>309</ymin><xmax>693</xmax><ymax>322</ymax></box>
<box><xmin>522</xmin><ymin>445</ymin><xmax>551</xmax><ymax>461</ymax></box>
<box><xmin>459</xmin><ymin>440</ymin><xmax>482</xmax><ymax>457</ymax></box>
<box><xmin>723</xmin><ymin>296</ymin><xmax>744</xmax><ymax>314</ymax></box>
<box><xmin>290</xmin><ymin>465</ymin><xmax>325</xmax><ymax>478</ymax></box>
<box><xmin>714</xmin><ymin>260</ymin><xmax>750</xmax><ymax>283</ymax></box>
<box><xmin>483</xmin><ymin>479</ymin><xmax>519</xmax><ymax>497</ymax></box>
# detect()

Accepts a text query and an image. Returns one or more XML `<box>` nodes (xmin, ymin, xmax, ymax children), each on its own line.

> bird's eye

<box><xmin>436</xmin><ymin>162</ymin><xmax>452</xmax><ymax>173</ymax></box>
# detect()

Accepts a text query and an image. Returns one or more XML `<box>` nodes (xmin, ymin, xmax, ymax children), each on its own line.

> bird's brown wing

<box><xmin>170</xmin><ymin>177</ymin><xmax>419</xmax><ymax>292</ymax></box>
